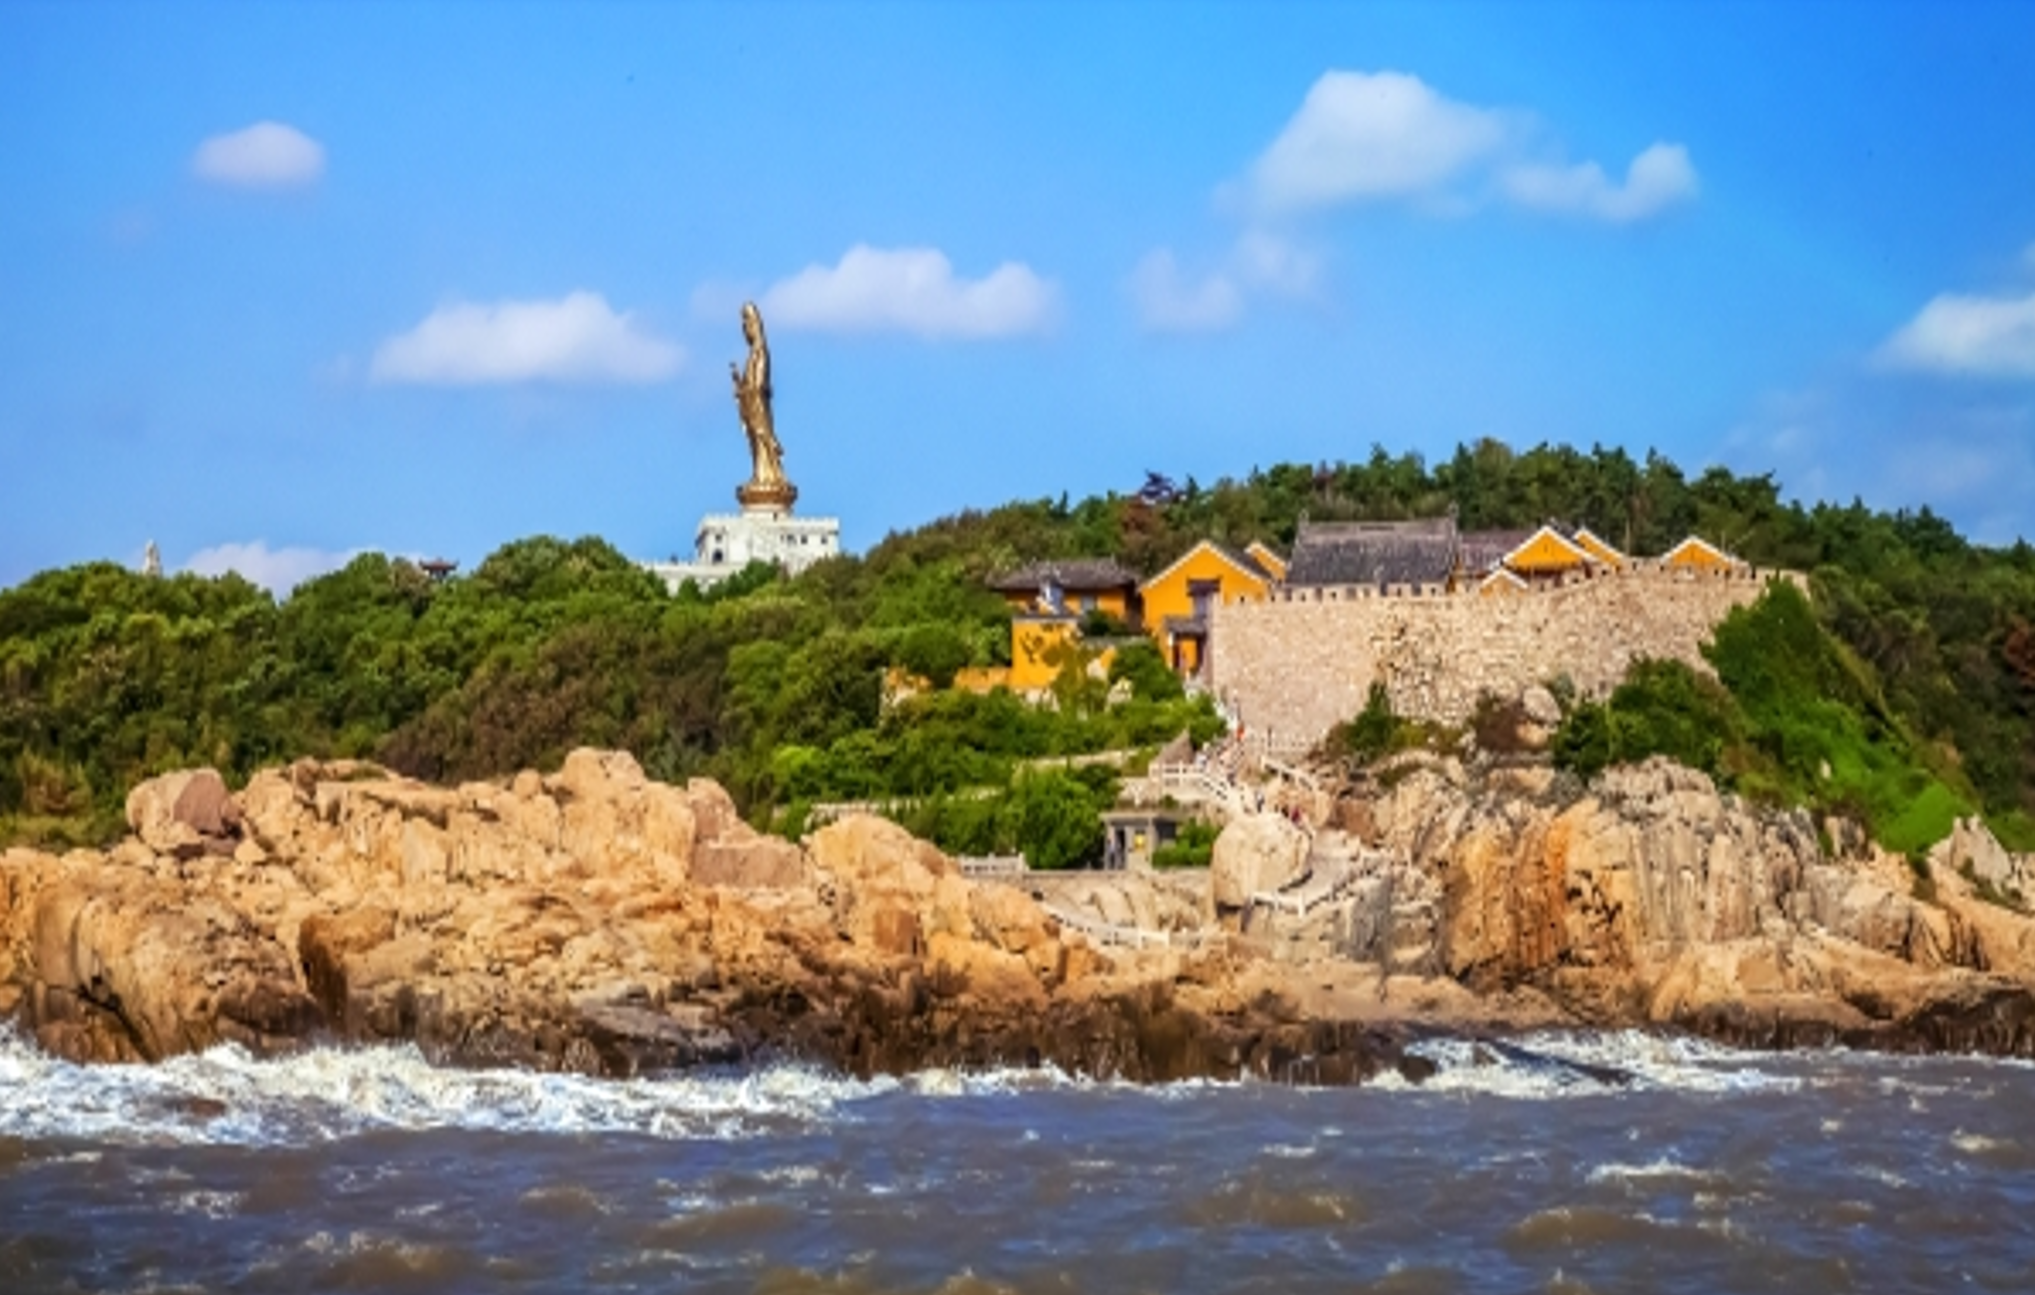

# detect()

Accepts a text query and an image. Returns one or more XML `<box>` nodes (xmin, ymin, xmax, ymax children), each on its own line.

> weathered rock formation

<box><xmin>1239</xmin><ymin>754</ymin><xmax>2035</xmax><ymax>1054</ymax></box>
<box><xmin>1207</xmin><ymin>812</ymin><xmax>1308</xmax><ymax>913</ymax></box>
<box><xmin>6</xmin><ymin>747</ymin><xmax>2034</xmax><ymax>1082</ymax></box>
<box><xmin>0</xmin><ymin>751</ymin><xmax>1421</xmax><ymax>1084</ymax></box>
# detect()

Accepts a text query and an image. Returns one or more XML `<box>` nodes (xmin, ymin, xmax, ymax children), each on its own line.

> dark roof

<box><xmin>988</xmin><ymin>558</ymin><xmax>1141</xmax><ymax>594</ymax></box>
<box><xmin>1456</xmin><ymin>528</ymin><xmax>1535</xmax><ymax>575</ymax></box>
<box><xmin>1212</xmin><ymin>542</ymin><xmax>1271</xmax><ymax>580</ymax></box>
<box><xmin>1138</xmin><ymin>539</ymin><xmax>1273</xmax><ymax>591</ymax></box>
<box><xmin>1285</xmin><ymin>517</ymin><xmax>1458</xmax><ymax>587</ymax></box>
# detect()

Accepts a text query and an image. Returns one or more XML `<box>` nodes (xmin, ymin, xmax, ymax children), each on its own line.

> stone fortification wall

<box><xmin>1210</xmin><ymin>565</ymin><xmax>1797</xmax><ymax>750</ymax></box>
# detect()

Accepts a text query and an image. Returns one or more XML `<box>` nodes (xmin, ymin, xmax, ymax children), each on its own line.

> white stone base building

<box><xmin>643</xmin><ymin>502</ymin><xmax>842</xmax><ymax>594</ymax></box>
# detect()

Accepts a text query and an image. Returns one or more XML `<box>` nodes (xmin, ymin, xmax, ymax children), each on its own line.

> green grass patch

<box><xmin>1987</xmin><ymin>810</ymin><xmax>2035</xmax><ymax>854</ymax></box>
<box><xmin>1875</xmin><ymin>779</ymin><xmax>1970</xmax><ymax>856</ymax></box>
<box><xmin>1552</xmin><ymin>581</ymin><xmax>1980</xmax><ymax>855</ymax></box>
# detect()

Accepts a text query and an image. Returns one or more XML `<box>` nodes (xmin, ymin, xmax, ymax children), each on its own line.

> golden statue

<box><xmin>732</xmin><ymin>301</ymin><xmax>796</xmax><ymax>510</ymax></box>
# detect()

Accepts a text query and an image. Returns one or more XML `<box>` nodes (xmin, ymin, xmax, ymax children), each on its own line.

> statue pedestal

<box><xmin>736</xmin><ymin>480</ymin><xmax>798</xmax><ymax>512</ymax></box>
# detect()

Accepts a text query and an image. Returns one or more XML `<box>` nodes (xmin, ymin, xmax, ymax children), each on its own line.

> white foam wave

<box><xmin>1381</xmin><ymin>1031</ymin><xmax>1807</xmax><ymax>1100</ymax></box>
<box><xmin>1263</xmin><ymin>1141</ymin><xmax>1317</xmax><ymax>1158</ymax></box>
<box><xmin>10</xmin><ymin>1020</ymin><xmax>2023</xmax><ymax>1146</ymax></box>
<box><xmin>0</xmin><ymin>1026</ymin><xmax>897</xmax><ymax>1147</ymax></box>
<box><xmin>901</xmin><ymin>1064</ymin><xmax>1087</xmax><ymax>1098</ymax></box>
<box><xmin>1587</xmin><ymin>1157</ymin><xmax>1719</xmax><ymax>1185</ymax></box>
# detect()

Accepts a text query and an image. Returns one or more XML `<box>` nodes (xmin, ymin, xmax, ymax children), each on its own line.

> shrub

<box><xmin>1550</xmin><ymin>659</ymin><xmax>1738</xmax><ymax>782</ymax></box>
<box><xmin>1553</xmin><ymin>585</ymin><xmax>1981</xmax><ymax>856</ymax></box>
<box><xmin>1323</xmin><ymin>683</ymin><xmax>1437</xmax><ymax>765</ymax></box>
<box><xmin>1107</xmin><ymin>640</ymin><xmax>1185</xmax><ymax>703</ymax></box>
<box><xmin>1151</xmin><ymin>819</ymin><xmax>1219</xmax><ymax>869</ymax></box>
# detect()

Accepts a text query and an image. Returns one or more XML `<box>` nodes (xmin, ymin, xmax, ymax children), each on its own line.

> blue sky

<box><xmin>5</xmin><ymin>1</ymin><xmax>2034</xmax><ymax>592</ymax></box>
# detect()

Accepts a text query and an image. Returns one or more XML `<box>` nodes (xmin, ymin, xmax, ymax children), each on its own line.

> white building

<box><xmin>643</xmin><ymin>501</ymin><xmax>842</xmax><ymax>594</ymax></box>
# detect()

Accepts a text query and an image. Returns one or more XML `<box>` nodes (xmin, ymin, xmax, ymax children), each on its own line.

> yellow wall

<box><xmin>1009</xmin><ymin>617</ymin><xmax>1080</xmax><ymax>690</ymax></box>
<box><xmin>1505</xmin><ymin>529</ymin><xmax>1593</xmax><ymax>575</ymax></box>
<box><xmin>952</xmin><ymin>665</ymin><xmax>1010</xmax><ymax>694</ymax></box>
<box><xmin>1141</xmin><ymin>542</ymin><xmax>1271</xmax><ymax>672</ymax></box>
<box><xmin>1663</xmin><ymin>537</ymin><xmax>1737</xmax><ymax>571</ymax></box>
<box><xmin>1083</xmin><ymin>588</ymin><xmax>1134</xmax><ymax>622</ymax></box>
<box><xmin>1572</xmin><ymin>530</ymin><xmax>1625</xmax><ymax>568</ymax></box>
<box><xmin>1143</xmin><ymin>544</ymin><xmax>1272</xmax><ymax>627</ymax></box>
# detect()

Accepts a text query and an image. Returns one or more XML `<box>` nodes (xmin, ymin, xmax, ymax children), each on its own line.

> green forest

<box><xmin>4</xmin><ymin>440</ymin><xmax>2032</xmax><ymax>861</ymax></box>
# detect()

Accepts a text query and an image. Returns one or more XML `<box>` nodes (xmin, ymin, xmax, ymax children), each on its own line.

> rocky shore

<box><xmin>3</xmin><ymin>747</ymin><xmax>2033</xmax><ymax>1084</ymax></box>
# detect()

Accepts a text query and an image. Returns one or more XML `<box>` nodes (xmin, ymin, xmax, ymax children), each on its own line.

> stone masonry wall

<box><xmin>1210</xmin><ymin>565</ymin><xmax>1798</xmax><ymax>750</ymax></box>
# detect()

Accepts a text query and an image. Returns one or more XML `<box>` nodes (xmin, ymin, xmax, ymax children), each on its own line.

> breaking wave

<box><xmin>0</xmin><ymin>1026</ymin><xmax>904</xmax><ymax>1147</ymax></box>
<box><xmin>3</xmin><ymin>1023</ymin><xmax>2021</xmax><ymax>1147</ymax></box>
<box><xmin>1379</xmin><ymin>1030</ymin><xmax>1809</xmax><ymax>1099</ymax></box>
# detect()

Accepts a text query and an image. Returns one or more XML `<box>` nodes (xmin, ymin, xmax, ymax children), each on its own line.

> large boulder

<box><xmin>807</xmin><ymin>814</ymin><xmax>967</xmax><ymax>949</ymax></box>
<box><xmin>125</xmin><ymin>768</ymin><xmax>241</xmax><ymax>856</ymax></box>
<box><xmin>1209</xmin><ymin>813</ymin><xmax>1309</xmax><ymax>910</ymax></box>
<box><xmin>20</xmin><ymin>862</ymin><xmax>319</xmax><ymax>1061</ymax></box>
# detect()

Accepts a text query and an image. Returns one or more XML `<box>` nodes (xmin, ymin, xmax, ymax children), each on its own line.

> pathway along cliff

<box><xmin>3</xmin><ymin>747</ymin><xmax>2034</xmax><ymax>1085</ymax></box>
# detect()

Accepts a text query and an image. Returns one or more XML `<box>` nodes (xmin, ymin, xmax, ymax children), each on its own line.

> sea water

<box><xmin>3</xmin><ymin>1026</ymin><xmax>2031</xmax><ymax>1292</ymax></box>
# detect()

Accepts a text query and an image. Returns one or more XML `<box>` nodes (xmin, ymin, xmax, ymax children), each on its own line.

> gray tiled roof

<box><xmin>1457</xmin><ymin>528</ymin><xmax>1535</xmax><ymax>575</ymax></box>
<box><xmin>1285</xmin><ymin>518</ymin><xmax>1458</xmax><ymax>587</ymax></box>
<box><xmin>988</xmin><ymin>558</ymin><xmax>1141</xmax><ymax>593</ymax></box>
<box><xmin>1212</xmin><ymin>543</ymin><xmax>1272</xmax><ymax>580</ymax></box>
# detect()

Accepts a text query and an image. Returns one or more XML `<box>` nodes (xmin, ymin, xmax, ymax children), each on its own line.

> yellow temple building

<box><xmin>1138</xmin><ymin>540</ymin><xmax>1279</xmax><ymax>675</ymax></box>
<box><xmin>1660</xmin><ymin>535</ymin><xmax>1743</xmax><ymax>571</ymax></box>
<box><xmin>973</xmin><ymin>514</ymin><xmax>1748</xmax><ymax>697</ymax></box>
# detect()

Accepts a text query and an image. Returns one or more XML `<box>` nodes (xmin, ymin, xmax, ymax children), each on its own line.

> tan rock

<box><xmin>691</xmin><ymin>837</ymin><xmax>806</xmax><ymax>889</ymax></box>
<box><xmin>124</xmin><ymin>770</ymin><xmax>198</xmax><ymax>847</ymax></box>
<box><xmin>170</xmin><ymin>769</ymin><xmax>240</xmax><ymax>838</ymax></box>
<box><xmin>1937</xmin><ymin>816</ymin><xmax>2025</xmax><ymax>893</ymax></box>
<box><xmin>552</xmin><ymin>747</ymin><xmax>647</xmax><ymax>801</ymax></box>
<box><xmin>14</xmin><ymin>746</ymin><xmax>2035</xmax><ymax>1080</ymax></box>
<box><xmin>1209</xmin><ymin>813</ymin><xmax>1308</xmax><ymax>910</ymax></box>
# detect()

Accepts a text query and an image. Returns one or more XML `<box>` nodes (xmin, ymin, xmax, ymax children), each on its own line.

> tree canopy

<box><xmin>4</xmin><ymin>439</ymin><xmax>2031</xmax><ymax>855</ymax></box>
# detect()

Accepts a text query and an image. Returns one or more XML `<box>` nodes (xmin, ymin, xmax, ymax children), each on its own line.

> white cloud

<box><xmin>1232</xmin><ymin>69</ymin><xmax>1697</xmax><ymax>225</ymax></box>
<box><xmin>1129</xmin><ymin>231</ymin><xmax>1320</xmax><ymax>332</ymax></box>
<box><xmin>191</xmin><ymin>121</ymin><xmax>325</xmax><ymax>188</ymax></box>
<box><xmin>1878</xmin><ymin>290</ymin><xmax>2035</xmax><ymax>378</ymax></box>
<box><xmin>369</xmin><ymin>292</ymin><xmax>684</xmax><ymax>385</ymax></box>
<box><xmin>759</xmin><ymin>245</ymin><xmax>1058</xmax><ymax>339</ymax></box>
<box><xmin>1130</xmin><ymin>251</ymin><xmax>1244</xmax><ymax>333</ymax></box>
<box><xmin>1499</xmin><ymin>142</ymin><xmax>1698</xmax><ymax>223</ymax></box>
<box><xmin>1245</xmin><ymin>70</ymin><xmax>1512</xmax><ymax>213</ymax></box>
<box><xmin>184</xmin><ymin>541</ymin><xmax>356</xmax><ymax>594</ymax></box>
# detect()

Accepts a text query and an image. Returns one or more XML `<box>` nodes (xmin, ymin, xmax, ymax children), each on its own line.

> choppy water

<box><xmin>4</xmin><ymin>1027</ymin><xmax>2033</xmax><ymax>1293</ymax></box>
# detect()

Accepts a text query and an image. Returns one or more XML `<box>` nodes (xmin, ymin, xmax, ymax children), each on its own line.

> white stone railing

<box><xmin>1257</xmin><ymin>751</ymin><xmax>1320</xmax><ymax>789</ymax></box>
<box><xmin>1124</xmin><ymin>764</ymin><xmax>1257</xmax><ymax>818</ymax></box>
<box><xmin>1248</xmin><ymin>848</ymin><xmax>1387</xmax><ymax>918</ymax></box>
<box><xmin>957</xmin><ymin>854</ymin><xmax>1028</xmax><ymax>878</ymax></box>
<box><xmin>1041</xmin><ymin>902</ymin><xmax>1175</xmax><ymax>950</ymax></box>
<box><xmin>1226</xmin><ymin>732</ymin><xmax>1314</xmax><ymax>777</ymax></box>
